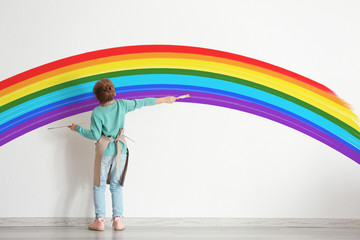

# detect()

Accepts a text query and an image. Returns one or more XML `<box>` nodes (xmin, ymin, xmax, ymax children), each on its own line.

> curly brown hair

<box><xmin>93</xmin><ymin>78</ymin><xmax>116</xmax><ymax>104</ymax></box>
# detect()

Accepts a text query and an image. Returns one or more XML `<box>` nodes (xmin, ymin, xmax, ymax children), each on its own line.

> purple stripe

<box><xmin>1</xmin><ymin>90</ymin><xmax>359</xmax><ymax>163</ymax></box>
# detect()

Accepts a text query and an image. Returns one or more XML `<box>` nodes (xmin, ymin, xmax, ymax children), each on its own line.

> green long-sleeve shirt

<box><xmin>76</xmin><ymin>98</ymin><xmax>157</xmax><ymax>156</ymax></box>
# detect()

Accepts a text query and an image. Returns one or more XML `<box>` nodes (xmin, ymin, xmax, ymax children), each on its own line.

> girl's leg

<box><xmin>109</xmin><ymin>154</ymin><xmax>127</xmax><ymax>218</ymax></box>
<box><xmin>93</xmin><ymin>155</ymin><xmax>112</xmax><ymax>218</ymax></box>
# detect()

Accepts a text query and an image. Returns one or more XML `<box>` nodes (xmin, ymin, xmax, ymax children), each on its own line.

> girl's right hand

<box><xmin>164</xmin><ymin>96</ymin><xmax>177</xmax><ymax>104</ymax></box>
<box><xmin>156</xmin><ymin>96</ymin><xmax>177</xmax><ymax>104</ymax></box>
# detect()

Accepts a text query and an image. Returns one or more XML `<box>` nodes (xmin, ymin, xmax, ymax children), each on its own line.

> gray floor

<box><xmin>1</xmin><ymin>226</ymin><xmax>360</xmax><ymax>240</ymax></box>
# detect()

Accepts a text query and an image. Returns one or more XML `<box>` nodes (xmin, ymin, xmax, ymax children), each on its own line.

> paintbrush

<box><xmin>176</xmin><ymin>94</ymin><xmax>190</xmax><ymax>99</ymax></box>
<box><xmin>47</xmin><ymin>123</ymin><xmax>85</xmax><ymax>130</ymax></box>
<box><xmin>48</xmin><ymin>123</ymin><xmax>136</xmax><ymax>143</ymax></box>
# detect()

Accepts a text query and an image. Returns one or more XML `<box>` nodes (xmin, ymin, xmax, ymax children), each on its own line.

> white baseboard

<box><xmin>1</xmin><ymin>217</ymin><xmax>360</xmax><ymax>228</ymax></box>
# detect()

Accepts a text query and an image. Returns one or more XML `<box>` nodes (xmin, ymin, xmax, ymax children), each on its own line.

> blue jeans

<box><xmin>93</xmin><ymin>154</ymin><xmax>127</xmax><ymax>218</ymax></box>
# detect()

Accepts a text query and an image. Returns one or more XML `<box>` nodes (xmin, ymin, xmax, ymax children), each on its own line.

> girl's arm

<box><xmin>68</xmin><ymin>112</ymin><xmax>102</xmax><ymax>140</ymax></box>
<box><xmin>122</xmin><ymin>96</ymin><xmax>176</xmax><ymax>113</ymax></box>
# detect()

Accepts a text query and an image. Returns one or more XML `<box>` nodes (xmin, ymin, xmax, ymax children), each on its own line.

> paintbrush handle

<box><xmin>176</xmin><ymin>94</ymin><xmax>190</xmax><ymax>99</ymax></box>
<box><xmin>47</xmin><ymin>126</ymin><xmax>68</xmax><ymax>130</ymax></box>
<box><xmin>47</xmin><ymin>123</ymin><xmax>85</xmax><ymax>130</ymax></box>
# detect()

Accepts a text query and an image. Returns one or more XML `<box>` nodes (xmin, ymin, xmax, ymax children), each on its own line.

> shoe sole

<box><xmin>88</xmin><ymin>227</ymin><xmax>105</xmax><ymax>231</ymax></box>
<box><xmin>114</xmin><ymin>227</ymin><xmax>125</xmax><ymax>231</ymax></box>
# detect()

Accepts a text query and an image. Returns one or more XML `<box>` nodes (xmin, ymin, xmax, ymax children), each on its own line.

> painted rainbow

<box><xmin>1</xmin><ymin>45</ymin><xmax>360</xmax><ymax>163</ymax></box>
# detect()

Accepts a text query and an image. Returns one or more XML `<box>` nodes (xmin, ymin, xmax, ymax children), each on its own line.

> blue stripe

<box><xmin>0</xmin><ymin>83</ymin><xmax>360</xmax><ymax>154</ymax></box>
<box><xmin>0</xmin><ymin>74</ymin><xmax>359</xmax><ymax>150</ymax></box>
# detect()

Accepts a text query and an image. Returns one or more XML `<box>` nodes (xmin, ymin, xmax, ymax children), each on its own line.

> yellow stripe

<box><xmin>1</xmin><ymin>57</ymin><xmax>359</xmax><ymax>131</ymax></box>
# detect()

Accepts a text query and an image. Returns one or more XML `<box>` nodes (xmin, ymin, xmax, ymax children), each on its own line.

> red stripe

<box><xmin>0</xmin><ymin>45</ymin><xmax>337</xmax><ymax>96</ymax></box>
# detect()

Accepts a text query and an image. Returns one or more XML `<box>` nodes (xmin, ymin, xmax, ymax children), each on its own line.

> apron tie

<box><xmin>110</xmin><ymin>129</ymin><xmax>128</xmax><ymax>169</ymax></box>
<box><xmin>94</xmin><ymin>128</ymin><xmax>130</xmax><ymax>187</ymax></box>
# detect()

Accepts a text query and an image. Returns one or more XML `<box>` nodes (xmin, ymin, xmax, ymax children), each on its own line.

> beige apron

<box><xmin>94</xmin><ymin>128</ymin><xmax>129</xmax><ymax>187</ymax></box>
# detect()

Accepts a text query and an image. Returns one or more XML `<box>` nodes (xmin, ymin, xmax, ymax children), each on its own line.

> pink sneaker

<box><xmin>112</xmin><ymin>216</ymin><xmax>125</xmax><ymax>231</ymax></box>
<box><xmin>88</xmin><ymin>217</ymin><xmax>105</xmax><ymax>231</ymax></box>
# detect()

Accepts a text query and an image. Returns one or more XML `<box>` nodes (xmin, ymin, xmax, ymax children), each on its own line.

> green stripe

<box><xmin>2</xmin><ymin>68</ymin><xmax>360</xmax><ymax>140</ymax></box>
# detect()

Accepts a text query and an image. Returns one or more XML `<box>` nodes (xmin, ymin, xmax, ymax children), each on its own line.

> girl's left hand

<box><xmin>68</xmin><ymin>123</ymin><xmax>77</xmax><ymax>131</ymax></box>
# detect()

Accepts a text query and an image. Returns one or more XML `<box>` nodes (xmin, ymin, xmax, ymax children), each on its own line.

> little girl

<box><xmin>69</xmin><ymin>78</ymin><xmax>176</xmax><ymax>231</ymax></box>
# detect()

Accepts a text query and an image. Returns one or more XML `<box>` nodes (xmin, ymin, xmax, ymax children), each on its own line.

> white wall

<box><xmin>1</xmin><ymin>0</ymin><xmax>360</xmax><ymax>218</ymax></box>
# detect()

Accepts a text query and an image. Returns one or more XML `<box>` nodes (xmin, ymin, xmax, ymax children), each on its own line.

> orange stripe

<box><xmin>0</xmin><ymin>52</ymin><xmax>348</xmax><ymax>109</ymax></box>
